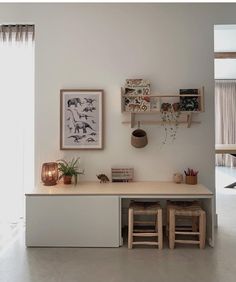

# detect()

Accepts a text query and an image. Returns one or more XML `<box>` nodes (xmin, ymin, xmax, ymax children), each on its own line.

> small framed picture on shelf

<box><xmin>60</xmin><ymin>89</ymin><xmax>103</xmax><ymax>150</ymax></box>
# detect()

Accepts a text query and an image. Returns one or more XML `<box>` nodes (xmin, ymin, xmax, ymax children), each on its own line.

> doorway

<box><xmin>214</xmin><ymin>24</ymin><xmax>236</xmax><ymax>228</ymax></box>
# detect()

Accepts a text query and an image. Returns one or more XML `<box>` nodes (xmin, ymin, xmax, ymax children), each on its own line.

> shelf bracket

<box><xmin>187</xmin><ymin>113</ymin><xmax>193</xmax><ymax>128</ymax></box>
<box><xmin>131</xmin><ymin>113</ymin><xmax>135</xmax><ymax>128</ymax></box>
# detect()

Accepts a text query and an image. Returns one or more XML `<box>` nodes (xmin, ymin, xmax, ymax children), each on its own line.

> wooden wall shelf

<box><xmin>121</xmin><ymin>87</ymin><xmax>204</xmax><ymax>128</ymax></box>
<box><xmin>122</xmin><ymin>112</ymin><xmax>201</xmax><ymax>128</ymax></box>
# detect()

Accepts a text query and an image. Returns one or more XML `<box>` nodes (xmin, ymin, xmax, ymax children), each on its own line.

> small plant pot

<box><xmin>63</xmin><ymin>175</ymin><xmax>72</xmax><ymax>185</ymax></box>
<box><xmin>185</xmin><ymin>175</ymin><xmax>197</xmax><ymax>185</ymax></box>
<box><xmin>131</xmin><ymin>129</ymin><xmax>148</xmax><ymax>148</ymax></box>
<box><xmin>172</xmin><ymin>102</ymin><xmax>180</xmax><ymax>112</ymax></box>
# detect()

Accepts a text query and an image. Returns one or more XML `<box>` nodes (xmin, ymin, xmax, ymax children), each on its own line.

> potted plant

<box><xmin>57</xmin><ymin>157</ymin><xmax>84</xmax><ymax>185</ymax></box>
<box><xmin>160</xmin><ymin>102</ymin><xmax>181</xmax><ymax>144</ymax></box>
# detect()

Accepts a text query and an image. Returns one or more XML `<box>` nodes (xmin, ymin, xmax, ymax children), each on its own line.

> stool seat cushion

<box><xmin>167</xmin><ymin>200</ymin><xmax>201</xmax><ymax>210</ymax></box>
<box><xmin>130</xmin><ymin>201</ymin><xmax>160</xmax><ymax>210</ymax></box>
<box><xmin>173</xmin><ymin>208</ymin><xmax>205</xmax><ymax>217</ymax></box>
<box><xmin>129</xmin><ymin>201</ymin><xmax>161</xmax><ymax>215</ymax></box>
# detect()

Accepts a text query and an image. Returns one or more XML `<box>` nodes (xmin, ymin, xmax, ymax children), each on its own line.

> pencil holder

<box><xmin>185</xmin><ymin>175</ymin><xmax>197</xmax><ymax>185</ymax></box>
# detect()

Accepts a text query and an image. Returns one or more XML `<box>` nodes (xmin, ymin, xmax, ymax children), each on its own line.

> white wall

<box><xmin>215</xmin><ymin>25</ymin><xmax>236</xmax><ymax>79</ymax></box>
<box><xmin>1</xmin><ymin>3</ymin><xmax>236</xmax><ymax>193</ymax></box>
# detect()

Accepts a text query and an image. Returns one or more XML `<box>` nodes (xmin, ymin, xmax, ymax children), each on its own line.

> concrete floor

<box><xmin>0</xmin><ymin>167</ymin><xmax>236</xmax><ymax>282</ymax></box>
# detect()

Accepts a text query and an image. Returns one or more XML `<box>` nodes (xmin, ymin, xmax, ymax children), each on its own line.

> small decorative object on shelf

<box><xmin>97</xmin><ymin>174</ymin><xmax>110</xmax><ymax>183</ymax></box>
<box><xmin>184</xmin><ymin>168</ymin><xmax>198</xmax><ymax>185</ymax></box>
<box><xmin>111</xmin><ymin>167</ymin><xmax>134</xmax><ymax>182</ymax></box>
<box><xmin>173</xmin><ymin>172</ymin><xmax>183</xmax><ymax>184</ymax></box>
<box><xmin>57</xmin><ymin>157</ymin><xmax>84</xmax><ymax>185</ymax></box>
<box><xmin>41</xmin><ymin>162</ymin><xmax>58</xmax><ymax>186</ymax></box>
<box><xmin>125</xmin><ymin>79</ymin><xmax>150</xmax><ymax>87</ymax></box>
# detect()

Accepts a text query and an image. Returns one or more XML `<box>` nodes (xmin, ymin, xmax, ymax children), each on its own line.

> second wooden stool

<box><xmin>128</xmin><ymin>201</ymin><xmax>163</xmax><ymax>249</ymax></box>
<box><xmin>166</xmin><ymin>201</ymin><xmax>201</xmax><ymax>236</ymax></box>
<box><xmin>168</xmin><ymin>202</ymin><xmax>206</xmax><ymax>249</ymax></box>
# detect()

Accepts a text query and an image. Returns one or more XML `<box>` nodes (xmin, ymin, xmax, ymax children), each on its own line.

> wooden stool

<box><xmin>166</xmin><ymin>201</ymin><xmax>201</xmax><ymax>236</ymax></box>
<box><xmin>128</xmin><ymin>201</ymin><xmax>163</xmax><ymax>249</ymax></box>
<box><xmin>168</xmin><ymin>202</ymin><xmax>206</xmax><ymax>249</ymax></box>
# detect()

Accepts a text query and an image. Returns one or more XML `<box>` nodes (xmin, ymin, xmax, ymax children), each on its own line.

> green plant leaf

<box><xmin>57</xmin><ymin>157</ymin><xmax>84</xmax><ymax>178</ymax></box>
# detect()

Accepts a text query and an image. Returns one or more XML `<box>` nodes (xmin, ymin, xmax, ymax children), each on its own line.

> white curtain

<box><xmin>215</xmin><ymin>80</ymin><xmax>236</xmax><ymax>167</ymax></box>
<box><xmin>0</xmin><ymin>25</ymin><xmax>34</xmax><ymax>225</ymax></box>
<box><xmin>0</xmin><ymin>24</ymin><xmax>34</xmax><ymax>42</ymax></box>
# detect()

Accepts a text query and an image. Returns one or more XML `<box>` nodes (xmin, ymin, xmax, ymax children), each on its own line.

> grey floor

<box><xmin>1</xmin><ymin>167</ymin><xmax>236</xmax><ymax>282</ymax></box>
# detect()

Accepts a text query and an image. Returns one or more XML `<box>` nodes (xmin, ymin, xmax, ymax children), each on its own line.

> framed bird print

<box><xmin>60</xmin><ymin>89</ymin><xmax>103</xmax><ymax>150</ymax></box>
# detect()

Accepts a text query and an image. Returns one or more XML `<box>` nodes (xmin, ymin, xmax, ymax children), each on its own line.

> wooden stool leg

<box><xmin>199</xmin><ymin>211</ymin><xmax>206</xmax><ymax>249</ymax></box>
<box><xmin>128</xmin><ymin>208</ymin><xmax>134</xmax><ymax>249</ymax></box>
<box><xmin>155</xmin><ymin>212</ymin><xmax>158</xmax><ymax>233</ymax></box>
<box><xmin>192</xmin><ymin>216</ymin><xmax>198</xmax><ymax>232</ymax></box>
<box><xmin>169</xmin><ymin>209</ymin><xmax>175</xmax><ymax>249</ymax></box>
<box><xmin>157</xmin><ymin>209</ymin><xmax>163</xmax><ymax>250</ymax></box>
<box><xmin>166</xmin><ymin>207</ymin><xmax>169</xmax><ymax>237</ymax></box>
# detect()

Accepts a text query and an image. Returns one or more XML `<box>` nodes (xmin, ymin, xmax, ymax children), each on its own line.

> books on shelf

<box><xmin>179</xmin><ymin>89</ymin><xmax>199</xmax><ymax>111</ymax></box>
<box><xmin>123</xmin><ymin>79</ymin><xmax>151</xmax><ymax>112</ymax></box>
<box><xmin>121</xmin><ymin>83</ymin><xmax>202</xmax><ymax>113</ymax></box>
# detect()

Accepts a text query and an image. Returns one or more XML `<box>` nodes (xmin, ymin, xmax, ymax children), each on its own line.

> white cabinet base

<box><xmin>26</xmin><ymin>196</ymin><xmax>120</xmax><ymax>247</ymax></box>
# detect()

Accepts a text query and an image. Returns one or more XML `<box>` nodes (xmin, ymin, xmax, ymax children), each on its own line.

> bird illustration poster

<box><xmin>60</xmin><ymin>89</ymin><xmax>103</xmax><ymax>149</ymax></box>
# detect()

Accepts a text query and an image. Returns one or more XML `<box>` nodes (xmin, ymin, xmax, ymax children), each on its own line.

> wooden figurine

<box><xmin>97</xmin><ymin>174</ymin><xmax>110</xmax><ymax>183</ymax></box>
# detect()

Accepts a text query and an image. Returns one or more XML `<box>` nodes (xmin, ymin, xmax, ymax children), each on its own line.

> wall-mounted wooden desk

<box><xmin>25</xmin><ymin>182</ymin><xmax>214</xmax><ymax>248</ymax></box>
